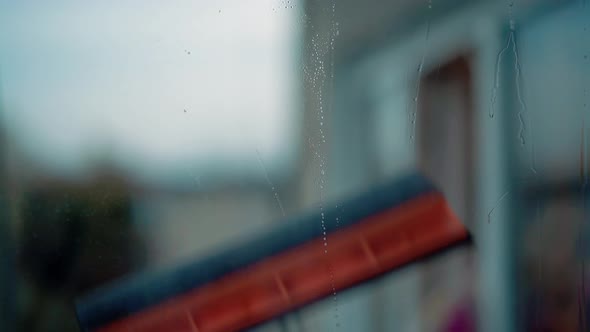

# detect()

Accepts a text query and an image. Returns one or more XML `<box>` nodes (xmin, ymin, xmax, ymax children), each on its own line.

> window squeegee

<box><xmin>76</xmin><ymin>173</ymin><xmax>471</xmax><ymax>332</ymax></box>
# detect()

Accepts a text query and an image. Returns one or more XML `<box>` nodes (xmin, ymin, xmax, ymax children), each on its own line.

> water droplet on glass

<box><xmin>489</xmin><ymin>32</ymin><xmax>512</xmax><ymax>119</ymax></box>
<box><xmin>256</xmin><ymin>148</ymin><xmax>285</xmax><ymax>217</ymax></box>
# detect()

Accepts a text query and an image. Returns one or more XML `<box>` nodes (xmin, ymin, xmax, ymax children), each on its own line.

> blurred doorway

<box><xmin>416</xmin><ymin>55</ymin><xmax>478</xmax><ymax>331</ymax></box>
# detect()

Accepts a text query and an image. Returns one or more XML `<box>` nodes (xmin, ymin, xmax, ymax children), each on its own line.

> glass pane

<box><xmin>0</xmin><ymin>1</ymin><xmax>587</xmax><ymax>332</ymax></box>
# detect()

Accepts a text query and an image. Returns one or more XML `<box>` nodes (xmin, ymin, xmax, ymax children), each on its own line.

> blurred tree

<box><xmin>16</xmin><ymin>176</ymin><xmax>145</xmax><ymax>332</ymax></box>
<box><xmin>0</xmin><ymin>85</ymin><xmax>16</xmax><ymax>332</ymax></box>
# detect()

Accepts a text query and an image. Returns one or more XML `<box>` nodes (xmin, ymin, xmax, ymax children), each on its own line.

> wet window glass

<box><xmin>0</xmin><ymin>1</ymin><xmax>587</xmax><ymax>332</ymax></box>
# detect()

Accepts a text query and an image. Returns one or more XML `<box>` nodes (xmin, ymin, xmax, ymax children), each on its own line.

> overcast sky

<box><xmin>0</xmin><ymin>0</ymin><xmax>301</xmax><ymax>186</ymax></box>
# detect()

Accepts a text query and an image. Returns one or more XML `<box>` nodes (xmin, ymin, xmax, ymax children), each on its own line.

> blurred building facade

<box><xmin>300</xmin><ymin>0</ymin><xmax>590</xmax><ymax>331</ymax></box>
